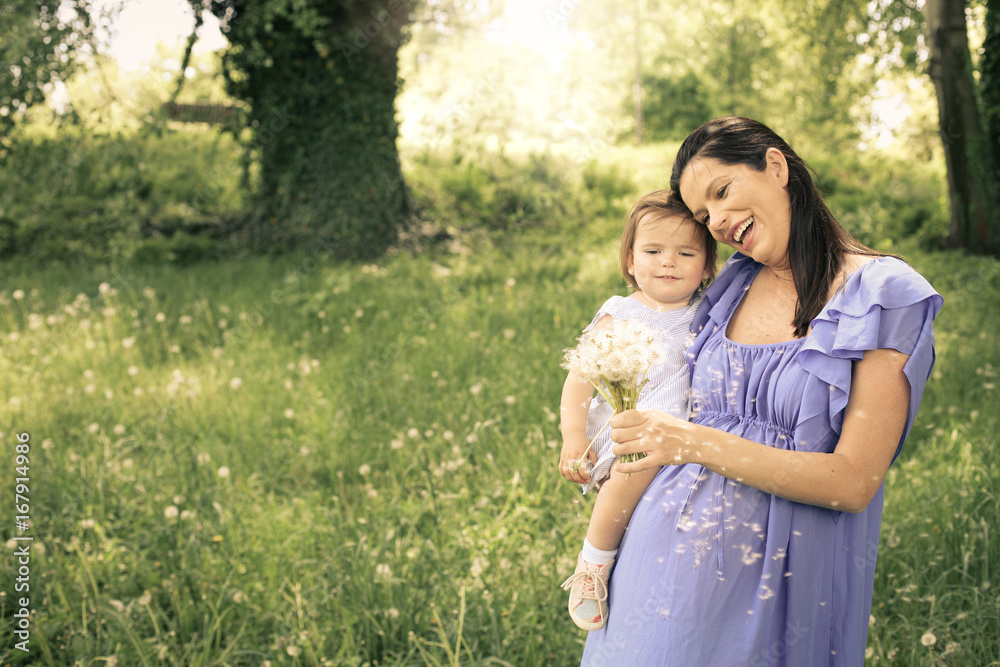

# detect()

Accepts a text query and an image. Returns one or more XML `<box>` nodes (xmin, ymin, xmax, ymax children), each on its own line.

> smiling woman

<box><xmin>577</xmin><ymin>117</ymin><xmax>943</xmax><ymax>666</ymax></box>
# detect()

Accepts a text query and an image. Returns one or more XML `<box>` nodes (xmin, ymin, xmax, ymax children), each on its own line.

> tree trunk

<box><xmin>633</xmin><ymin>0</ymin><xmax>643</xmax><ymax>147</ymax></box>
<box><xmin>210</xmin><ymin>1</ymin><xmax>415</xmax><ymax>259</ymax></box>
<box><xmin>925</xmin><ymin>0</ymin><xmax>999</xmax><ymax>254</ymax></box>
<box><xmin>982</xmin><ymin>0</ymin><xmax>1000</xmax><ymax>171</ymax></box>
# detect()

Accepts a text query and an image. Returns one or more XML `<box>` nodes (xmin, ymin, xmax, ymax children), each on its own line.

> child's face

<box><xmin>628</xmin><ymin>214</ymin><xmax>709</xmax><ymax>311</ymax></box>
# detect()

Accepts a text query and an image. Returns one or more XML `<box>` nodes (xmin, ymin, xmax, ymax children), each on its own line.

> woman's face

<box><xmin>678</xmin><ymin>148</ymin><xmax>792</xmax><ymax>273</ymax></box>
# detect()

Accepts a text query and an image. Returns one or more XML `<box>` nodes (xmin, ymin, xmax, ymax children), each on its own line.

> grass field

<box><xmin>0</xmin><ymin>231</ymin><xmax>998</xmax><ymax>665</ymax></box>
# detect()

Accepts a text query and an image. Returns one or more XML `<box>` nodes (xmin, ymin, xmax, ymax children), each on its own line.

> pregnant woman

<box><xmin>580</xmin><ymin>116</ymin><xmax>942</xmax><ymax>666</ymax></box>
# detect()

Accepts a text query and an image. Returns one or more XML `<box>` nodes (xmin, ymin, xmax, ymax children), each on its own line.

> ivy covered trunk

<box><xmin>208</xmin><ymin>0</ymin><xmax>415</xmax><ymax>258</ymax></box>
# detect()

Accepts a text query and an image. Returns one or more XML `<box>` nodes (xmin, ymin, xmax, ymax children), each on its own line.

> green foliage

<box><xmin>0</xmin><ymin>127</ymin><xmax>244</xmax><ymax>262</ymax></box>
<box><xmin>810</xmin><ymin>150</ymin><xmax>950</xmax><ymax>250</ymax></box>
<box><xmin>404</xmin><ymin>147</ymin><xmax>636</xmax><ymax>246</ymax></box>
<box><xmin>639</xmin><ymin>70</ymin><xmax>714</xmax><ymax>142</ymax></box>
<box><xmin>0</xmin><ymin>0</ymin><xmax>97</xmax><ymax>143</ymax></box>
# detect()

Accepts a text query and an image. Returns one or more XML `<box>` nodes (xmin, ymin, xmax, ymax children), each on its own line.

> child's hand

<box><xmin>559</xmin><ymin>434</ymin><xmax>597</xmax><ymax>485</ymax></box>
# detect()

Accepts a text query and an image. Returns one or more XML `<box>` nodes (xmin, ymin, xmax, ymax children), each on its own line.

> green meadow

<box><xmin>0</xmin><ymin>138</ymin><xmax>998</xmax><ymax>666</ymax></box>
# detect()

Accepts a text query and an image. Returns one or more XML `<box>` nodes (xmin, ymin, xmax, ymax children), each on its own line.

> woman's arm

<box><xmin>609</xmin><ymin>348</ymin><xmax>911</xmax><ymax>513</ymax></box>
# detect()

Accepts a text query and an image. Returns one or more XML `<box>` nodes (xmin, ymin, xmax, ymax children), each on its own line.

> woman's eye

<box><xmin>717</xmin><ymin>184</ymin><xmax>729</xmax><ymax>198</ymax></box>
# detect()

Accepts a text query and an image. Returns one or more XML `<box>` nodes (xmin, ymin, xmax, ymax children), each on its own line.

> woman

<box><xmin>580</xmin><ymin>117</ymin><xmax>942</xmax><ymax>666</ymax></box>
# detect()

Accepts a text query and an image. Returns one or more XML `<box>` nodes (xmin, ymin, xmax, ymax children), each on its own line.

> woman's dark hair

<box><xmin>669</xmin><ymin>116</ymin><xmax>883</xmax><ymax>338</ymax></box>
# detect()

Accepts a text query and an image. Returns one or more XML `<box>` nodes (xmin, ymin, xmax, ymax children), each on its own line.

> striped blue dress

<box><xmin>581</xmin><ymin>295</ymin><xmax>702</xmax><ymax>494</ymax></box>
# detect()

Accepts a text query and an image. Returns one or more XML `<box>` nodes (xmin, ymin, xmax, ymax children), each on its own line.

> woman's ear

<box><xmin>764</xmin><ymin>147</ymin><xmax>789</xmax><ymax>188</ymax></box>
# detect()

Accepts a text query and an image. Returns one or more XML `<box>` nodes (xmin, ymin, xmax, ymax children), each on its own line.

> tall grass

<box><xmin>0</xmin><ymin>230</ymin><xmax>997</xmax><ymax>665</ymax></box>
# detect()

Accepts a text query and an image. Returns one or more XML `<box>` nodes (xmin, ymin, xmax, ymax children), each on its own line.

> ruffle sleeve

<box><xmin>797</xmin><ymin>257</ymin><xmax>943</xmax><ymax>461</ymax></box>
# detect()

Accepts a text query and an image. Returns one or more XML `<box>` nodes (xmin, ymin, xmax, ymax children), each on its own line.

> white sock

<box><xmin>581</xmin><ymin>538</ymin><xmax>618</xmax><ymax>565</ymax></box>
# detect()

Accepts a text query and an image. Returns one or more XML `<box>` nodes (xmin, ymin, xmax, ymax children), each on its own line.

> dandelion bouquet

<box><xmin>562</xmin><ymin>318</ymin><xmax>663</xmax><ymax>472</ymax></box>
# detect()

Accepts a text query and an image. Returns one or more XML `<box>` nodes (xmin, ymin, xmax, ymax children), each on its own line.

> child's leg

<box><xmin>561</xmin><ymin>465</ymin><xmax>662</xmax><ymax>631</ymax></box>
<box><xmin>586</xmin><ymin>465</ymin><xmax>662</xmax><ymax>551</ymax></box>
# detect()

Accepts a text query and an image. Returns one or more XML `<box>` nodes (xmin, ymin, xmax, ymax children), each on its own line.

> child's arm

<box><xmin>559</xmin><ymin>369</ymin><xmax>597</xmax><ymax>484</ymax></box>
<box><xmin>558</xmin><ymin>314</ymin><xmax>614</xmax><ymax>485</ymax></box>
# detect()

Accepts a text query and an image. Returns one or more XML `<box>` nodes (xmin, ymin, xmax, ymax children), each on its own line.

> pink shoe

<box><xmin>560</xmin><ymin>553</ymin><xmax>613</xmax><ymax>631</ymax></box>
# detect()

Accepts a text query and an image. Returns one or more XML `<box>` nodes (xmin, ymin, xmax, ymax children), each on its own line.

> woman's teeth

<box><xmin>735</xmin><ymin>216</ymin><xmax>754</xmax><ymax>243</ymax></box>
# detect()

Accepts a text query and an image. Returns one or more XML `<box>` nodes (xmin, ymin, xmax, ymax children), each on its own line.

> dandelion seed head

<box><xmin>164</xmin><ymin>505</ymin><xmax>179</xmax><ymax>519</ymax></box>
<box><xmin>920</xmin><ymin>631</ymin><xmax>936</xmax><ymax>646</ymax></box>
<box><xmin>217</xmin><ymin>466</ymin><xmax>231</xmax><ymax>479</ymax></box>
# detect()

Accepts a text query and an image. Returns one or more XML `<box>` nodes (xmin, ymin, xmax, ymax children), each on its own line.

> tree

<box><xmin>0</xmin><ymin>1</ymin><xmax>97</xmax><ymax>148</ymax></box>
<box><xmin>982</xmin><ymin>0</ymin><xmax>1000</xmax><ymax>170</ymax></box>
<box><xmin>925</xmin><ymin>0</ymin><xmax>999</xmax><ymax>254</ymax></box>
<box><xmin>195</xmin><ymin>0</ymin><xmax>418</xmax><ymax>258</ymax></box>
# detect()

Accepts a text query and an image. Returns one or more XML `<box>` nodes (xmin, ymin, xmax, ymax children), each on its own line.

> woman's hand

<box><xmin>609</xmin><ymin>409</ymin><xmax>700</xmax><ymax>473</ymax></box>
<box><xmin>559</xmin><ymin>433</ymin><xmax>597</xmax><ymax>485</ymax></box>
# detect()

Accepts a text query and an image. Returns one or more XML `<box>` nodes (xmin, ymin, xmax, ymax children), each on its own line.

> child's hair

<box><xmin>619</xmin><ymin>188</ymin><xmax>718</xmax><ymax>291</ymax></box>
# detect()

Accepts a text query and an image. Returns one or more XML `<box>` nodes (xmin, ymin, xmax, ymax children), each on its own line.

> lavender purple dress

<box><xmin>581</xmin><ymin>253</ymin><xmax>942</xmax><ymax>667</ymax></box>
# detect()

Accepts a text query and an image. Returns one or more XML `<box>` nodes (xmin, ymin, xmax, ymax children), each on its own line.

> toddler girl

<box><xmin>558</xmin><ymin>188</ymin><xmax>716</xmax><ymax>631</ymax></box>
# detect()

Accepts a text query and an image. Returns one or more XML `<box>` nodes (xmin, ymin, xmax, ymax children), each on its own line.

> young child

<box><xmin>558</xmin><ymin>188</ymin><xmax>717</xmax><ymax>631</ymax></box>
